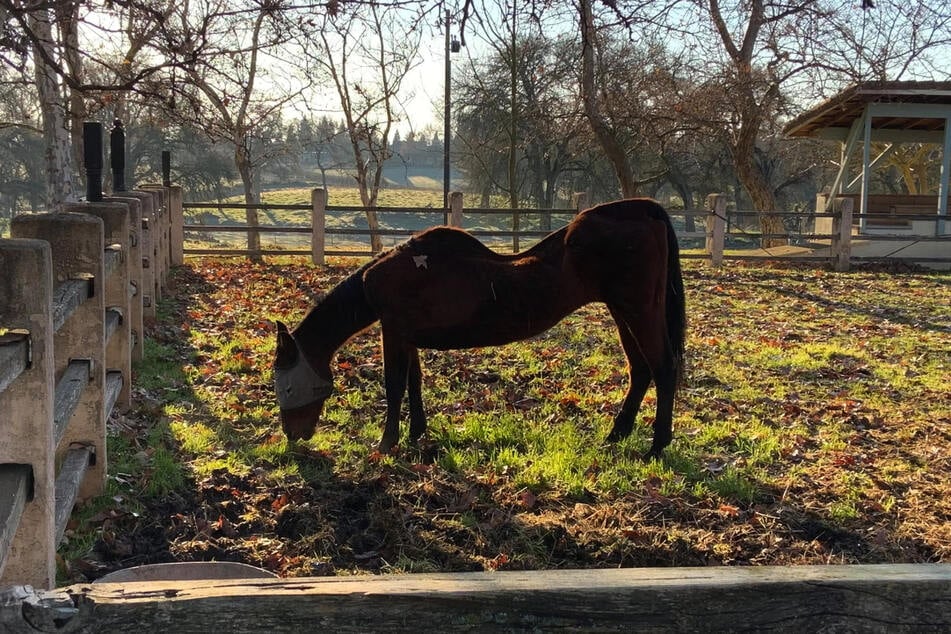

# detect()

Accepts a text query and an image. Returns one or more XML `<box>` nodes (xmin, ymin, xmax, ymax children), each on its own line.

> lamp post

<box><xmin>443</xmin><ymin>10</ymin><xmax>461</xmax><ymax>222</ymax></box>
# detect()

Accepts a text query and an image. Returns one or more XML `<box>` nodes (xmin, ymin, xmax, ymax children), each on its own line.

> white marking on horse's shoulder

<box><xmin>413</xmin><ymin>254</ymin><xmax>429</xmax><ymax>269</ymax></box>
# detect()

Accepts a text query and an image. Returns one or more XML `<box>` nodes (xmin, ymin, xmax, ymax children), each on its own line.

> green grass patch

<box><xmin>61</xmin><ymin>255</ymin><xmax>951</xmax><ymax>580</ymax></box>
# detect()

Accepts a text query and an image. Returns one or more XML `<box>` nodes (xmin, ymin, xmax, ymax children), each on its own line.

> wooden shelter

<box><xmin>784</xmin><ymin>81</ymin><xmax>951</xmax><ymax>235</ymax></box>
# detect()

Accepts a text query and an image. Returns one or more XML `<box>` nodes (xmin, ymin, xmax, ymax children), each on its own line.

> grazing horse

<box><xmin>274</xmin><ymin>198</ymin><xmax>686</xmax><ymax>460</ymax></box>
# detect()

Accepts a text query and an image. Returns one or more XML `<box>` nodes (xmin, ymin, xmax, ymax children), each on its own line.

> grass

<box><xmin>59</xmin><ymin>255</ymin><xmax>951</xmax><ymax>581</ymax></box>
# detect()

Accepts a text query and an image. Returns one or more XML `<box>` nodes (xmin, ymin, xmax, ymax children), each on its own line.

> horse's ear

<box><xmin>274</xmin><ymin>321</ymin><xmax>297</xmax><ymax>362</ymax></box>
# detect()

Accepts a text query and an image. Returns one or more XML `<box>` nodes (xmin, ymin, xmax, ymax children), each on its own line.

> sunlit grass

<box><xmin>73</xmin><ymin>254</ymin><xmax>951</xmax><ymax>578</ymax></box>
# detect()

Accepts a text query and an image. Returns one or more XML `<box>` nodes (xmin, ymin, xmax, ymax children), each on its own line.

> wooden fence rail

<box><xmin>1</xmin><ymin>564</ymin><xmax>949</xmax><ymax>631</ymax></box>
<box><xmin>178</xmin><ymin>190</ymin><xmax>949</xmax><ymax>269</ymax></box>
<box><xmin>0</xmin><ymin>187</ymin><xmax>171</xmax><ymax>589</ymax></box>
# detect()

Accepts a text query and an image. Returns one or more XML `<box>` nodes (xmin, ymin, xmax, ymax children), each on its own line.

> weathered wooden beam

<box><xmin>53</xmin><ymin>360</ymin><xmax>91</xmax><ymax>447</ymax></box>
<box><xmin>51</xmin><ymin>278</ymin><xmax>92</xmax><ymax>334</ymax></box>
<box><xmin>104</xmin><ymin>308</ymin><xmax>122</xmax><ymax>343</ymax></box>
<box><xmin>53</xmin><ymin>446</ymin><xmax>93</xmax><ymax>544</ymax></box>
<box><xmin>103</xmin><ymin>245</ymin><xmax>122</xmax><ymax>278</ymax></box>
<box><xmin>0</xmin><ymin>332</ymin><xmax>29</xmax><ymax>394</ymax></box>
<box><xmin>0</xmin><ymin>464</ymin><xmax>31</xmax><ymax>579</ymax></box>
<box><xmin>104</xmin><ymin>371</ymin><xmax>123</xmax><ymax>419</ymax></box>
<box><xmin>47</xmin><ymin>564</ymin><xmax>951</xmax><ymax>633</ymax></box>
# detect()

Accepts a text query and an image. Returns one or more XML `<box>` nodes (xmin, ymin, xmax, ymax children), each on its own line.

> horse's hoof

<box><xmin>605</xmin><ymin>429</ymin><xmax>630</xmax><ymax>444</ymax></box>
<box><xmin>641</xmin><ymin>447</ymin><xmax>664</xmax><ymax>462</ymax></box>
<box><xmin>377</xmin><ymin>437</ymin><xmax>398</xmax><ymax>454</ymax></box>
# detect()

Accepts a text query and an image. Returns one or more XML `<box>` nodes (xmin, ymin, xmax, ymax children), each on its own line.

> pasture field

<box><xmin>60</xmin><ymin>258</ymin><xmax>950</xmax><ymax>581</ymax></box>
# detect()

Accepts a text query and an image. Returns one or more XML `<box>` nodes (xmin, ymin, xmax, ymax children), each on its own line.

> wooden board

<box><xmin>39</xmin><ymin>563</ymin><xmax>951</xmax><ymax>633</ymax></box>
<box><xmin>0</xmin><ymin>465</ymin><xmax>31</xmax><ymax>577</ymax></box>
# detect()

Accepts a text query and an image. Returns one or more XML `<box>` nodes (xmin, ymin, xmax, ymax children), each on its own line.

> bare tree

<box><xmin>297</xmin><ymin>3</ymin><xmax>422</xmax><ymax>253</ymax></box>
<box><xmin>673</xmin><ymin>0</ymin><xmax>951</xmax><ymax>246</ymax></box>
<box><xmin>156</xmin><ymin>1</ymin><xmax>304</xmax><ymax>258</ymax></box>
<box><xmin>25</xmin><ymin>6</ymin><xmax>74</xmax><ymax>207</ymax></box>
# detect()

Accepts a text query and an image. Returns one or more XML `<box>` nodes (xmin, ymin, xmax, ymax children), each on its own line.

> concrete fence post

<box><xmin>450</xmin><ymin>191</ymin><xmax>464</xmax><ymax>228</ymax></box>
<box><xmin>167</xmin><ymin>185</ymin><xmax>184</xmax><ymax>266</ymax></box>
<box><xmin>140</xmin><ymin>187</ymin><xmax>168</xmax><ymax>292</ymax></box>
<box><xmin>831</xmin><ymin>197</ymin><xmax>853</xmax><ymax>272</ymax></box>
<box><xmin>0</xmin><ymin>239</ymin><xmax>56</xmax><ymax>588</ymax></box>
<box><xmin>311</xmin><ymin>188</ymin><xmax>327</xmax><ymax>266</ymax></box>
<box><xmin>114</xmin><ymin>192</ymin><xmax>156</xmax><ymax>319</ymax></box>
<box><xmin>104</xmin><ymin>196</ymin><xmax>144</xmax><ymax>363</ymax></box>
<box><xmin>63</xmin><ymin>202</ymin><xmax>132</xmax><ymax>410</ymax></box>
<box><xmin>12</xmin><ymin>213</ymin><xmax>107</xmax><ymax>501</ymax></box>
<box><xmin>706</xmin><ymin>194</ymin><xmax>727</xmax><ymax>268</ymax></box>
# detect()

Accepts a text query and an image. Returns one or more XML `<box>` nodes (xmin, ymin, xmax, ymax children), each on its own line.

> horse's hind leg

<box><xmin>379</xmin><ymin>328</ymin><xmax>411</xmax><ymax>452</ymax></box>
<box><xmin>407</xmin><ymin>348</ymin><xmax>428</xmax><ymax>442</ymax></box>
<box><xmin>606</xmin><ymin>307</ymin><xmax>653</xmax><ymax>443</ymax></box>
<box><xmin>609</xmin><ymin>306</ymin><xmax>677</xmax><ymax>461</ymax></box>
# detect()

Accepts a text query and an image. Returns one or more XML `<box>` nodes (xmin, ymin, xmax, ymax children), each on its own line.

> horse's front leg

<box><xmin>407</xmin><ymin>347</ymin><xmax>427</xmax><ymax>443</ymax></box>
<box><xmin>379</xmin><ymin>328</ymin><xmax>410</xmax><ymax>453</ymax></box>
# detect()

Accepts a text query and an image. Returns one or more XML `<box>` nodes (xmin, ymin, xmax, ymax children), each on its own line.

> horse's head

<box><xmin>273</xmin><ymin>321</ymin><xmax>333</xmax><ymax>441</ymax></box>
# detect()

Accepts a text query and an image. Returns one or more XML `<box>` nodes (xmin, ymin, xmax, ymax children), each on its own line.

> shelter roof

<box><xmin>784</xmin><ymin>81</ymin><xmax>951</xmax><ymax>139</ymax></box>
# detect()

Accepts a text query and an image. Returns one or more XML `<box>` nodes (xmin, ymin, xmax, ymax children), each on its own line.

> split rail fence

<box><xmin>181</xmin><ymin>191</ymin><xmax>949</xmax><ymax>270</ymax></box>
<box><xmin>0</xmin><ymin>182</ymin><xmax>176</xmax><ymax>589</ymax></box>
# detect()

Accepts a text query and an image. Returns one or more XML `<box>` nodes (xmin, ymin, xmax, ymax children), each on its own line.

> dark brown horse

<box><xmin>274</xmin><ymin>198</ymin><xmax>686</xmax><ymax>460</ymax></box>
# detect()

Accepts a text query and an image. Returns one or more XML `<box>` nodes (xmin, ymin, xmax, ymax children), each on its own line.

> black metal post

<box><xmin>110</xmin><ymin>119</ymin><xmax>126</xmax><ymax>192</ymax></box>
<box><xmin>83</xmin><ymin>121</ymin><xmax>103</xmax><ymax>202</ymax></box>
<box><xmin>162</xmin><ymin>150</ymin><xmax>171</xmax><ymax>187</ymax></box>
<box><xmin>443</xmin><ymin>10</ymin><xmax>451</xmax><ymax>222</ymax></box>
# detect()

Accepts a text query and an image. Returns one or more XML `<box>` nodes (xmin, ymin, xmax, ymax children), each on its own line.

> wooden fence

<box><xmin>3</xmin><ymin>563</ymin><xmax>950</xmax><ymax>630</ymax></box>
<box><xmin>180</xmin><ymin>190</ymin><xmax>950</xmax><ymax>270</ymax></box>
<box><xmin>0</xmin><ymin>186</ymin><xmax>173</xmax><ymax>589</ymax></box>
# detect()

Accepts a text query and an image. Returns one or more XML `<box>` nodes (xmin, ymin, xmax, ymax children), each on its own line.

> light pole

<box><xmin>443</xmin><ymin>10</ymin><xmax>461</xmax><ymax>222</ymax></box>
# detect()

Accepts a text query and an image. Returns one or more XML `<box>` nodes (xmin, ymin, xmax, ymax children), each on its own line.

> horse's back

<box><xmin>567</xmin><ymin>199</ymin><xmax>670</xmax><ymax>256</ymax></box>
<box><xmin>402</xmin><ymin>226</ymin><xmax>499</xmax><ymax>259</ymax></box>
<box><xmin>565</xmin><ymin>198</ymin><xmax>672</xmax><ymax>302</ymax></box>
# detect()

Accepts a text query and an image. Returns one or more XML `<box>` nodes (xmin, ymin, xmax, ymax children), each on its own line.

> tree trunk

<box><xmin>235</xmin><ymin>144</ymin><xmax>262</xmax><ymax>260</ymax></box>
<box><xmin>508</xmin><ymin>6</ymin><xmax>520</xmax><ymax>252</ymax></box>
<box><xmin>733</xmin><ymin>126</ymin><xmax>785</xmax><ymax>248</ymax></box>
<box><xmin>579</xmin><ymin>0</ymin><xmax>637</xmax><ymax>198</ymax></box>
<box><xmin>355</xmin><ymin>161</ymin><xmax>384</xmax><ymax>253</ymax></box>
<box><xmin>54</xmin><ymin>3</ymin><xmax>85</xmax><ymax>187</ymax></box>
<box><xmin>29</xmin><ymin>9</ymin><xmax>74</xmax><ymax>209</ymax></box>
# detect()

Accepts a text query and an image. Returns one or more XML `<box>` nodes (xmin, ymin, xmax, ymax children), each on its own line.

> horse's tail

<box><xmin>661</xmin><ymin>208</ymin><xmax>686</xmax><ymax>386</ymax></box>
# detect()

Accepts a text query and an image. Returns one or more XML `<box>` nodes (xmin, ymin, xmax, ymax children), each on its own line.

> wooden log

<box><xmin>0</xmin><ymin>332</ymin><xmax>29</xmax><ymax>394</ymax></box>
<box><xmin>104</xmin><ymin>308</ymin><xmax>122</xmax><ymax>343</ymax></box>
<box><xmin>103</xmin><ymin>245</ymin><xmax>122</xmax><ymax>277</ymax></box>
<box><xmin>53</xmin><ymin>446</ymin><xmax>93</xmax><ymax>544</ymax></box>
<box><xmin>53</xmin><ymin>359</ymin><xmax>91</xmax><ymax>446</ymax></box>
<box><xmin>0</xmin><ymin>464</ymin><xmax>31</xmax><ymax>579</ymax></box>
<box><xmin>104</xmin><ymin>371</ymin><xmax>123</xmax><ymax>418</ymax></box>
<box><xmin>51</xmin><ymin>564</ymin><xmax>951</xmax><ymax>633</ymax></box>
<box><xmin>51</xmin><ymin>278</ymin><xmax>92</xmax><ymax>333</ymax></box>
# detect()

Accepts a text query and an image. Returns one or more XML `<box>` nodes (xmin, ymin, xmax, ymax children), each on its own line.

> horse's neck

<box><xmin>293</xmin><ymin>271</ymin><xmax>377</xmax><ymax>366</ymax></box>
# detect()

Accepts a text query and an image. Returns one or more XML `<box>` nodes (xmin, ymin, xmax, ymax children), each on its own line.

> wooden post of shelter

<box><xmin>449</xmin><ymin>191</ymin><xmax>463</xmax><ymax>228</ymax></box>
<box><xmin>0</xmin><ymin>239</ymin><xmax>56</xmax><ymax>588</ymax></box>
<box><xmin>311</xmin><ymin>188</ymin><xmax>327</xmax><ymax>266</ymax></box>
<box><xmin>706</xmin><ymin>193</ymin><xmax>727</xmax><ymax>267</ymax></box>
<box><xmin>831</xmin><ymin>196</ymin><xmax>854</xmax><ymax>272</ymax></box>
